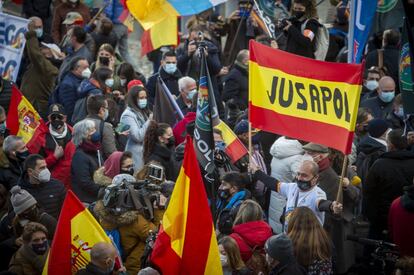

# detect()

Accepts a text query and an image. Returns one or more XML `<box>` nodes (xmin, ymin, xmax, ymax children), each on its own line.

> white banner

<box><xmin>0</xmin><ymin>12</ymin><xmax>29</xmax><ymax>82</ymax></box>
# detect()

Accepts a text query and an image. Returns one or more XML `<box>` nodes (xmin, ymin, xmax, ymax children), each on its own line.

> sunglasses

<box><xmin>51</xmin><ymin>114</ymin><xmax>64</xmax><ymax>120</ymax></box>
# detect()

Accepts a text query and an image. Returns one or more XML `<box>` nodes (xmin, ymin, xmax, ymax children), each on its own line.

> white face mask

<box><xmin>81</xmin><ymin>68</ymin><xmax>91</xmax><ymax>79</ymax></box>
<box><xmin>220</xmin><ymin>254</ymin><xmax>228</xmax><ymax>267</ymax></box>
<box><xmin>36</xmin><ymin>168</ymin><xmax>51</xmax><ymax>183</ymax></box>
<box><xmin>103</xmin><ymin>109</ymin><xmax>109</xmax><ymax>121</ymax></box>
<box><xmin>365</xmin><ymin>80</ymin><xmax>379</xmax><ymax>91</ymax></box>
<box><xmin>120</xmin><ymin>79</ymin><xmax>127</xmax><ymax>86</ymax></box>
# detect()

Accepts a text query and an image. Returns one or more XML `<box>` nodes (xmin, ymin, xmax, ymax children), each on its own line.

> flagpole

<box><xmin>347</xmin><ymin>0</ymin><xmax>356</xmax><ymax>63</ymax></box>
<box><xmin>336</xmin><ymin>154</ymin><xmax>348</xmax><ymax>203</ymax></box>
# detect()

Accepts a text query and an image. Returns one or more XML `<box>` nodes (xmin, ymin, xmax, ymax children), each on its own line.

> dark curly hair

<box><xmin>143</xmin><ymin>121</ymin><xmax>171</xmax><ymax>162</ymax></box>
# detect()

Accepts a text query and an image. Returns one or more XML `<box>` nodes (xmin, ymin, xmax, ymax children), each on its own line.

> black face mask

<box><xmin>120</xmin><ymin>168</ymin><xmax>134</xmax><ymax>176</ymax></box>
<box><xmin>16</xmin><ymin>150</ymin><xmax>30</xmax><ymax>162</ymax></box>
<box><xmin>296</xmin><ymin>178</ymin><xmax>314</xmax><ymax>191</ymax></box>
<box><xmin>51</xmin><ymin>119</ymin><xmax>64</xmax><ymax>130</ymax></box>
<box><xmin>32</xmin><ymin>240</ymin><xmax>48</xmax><ymax>255</ymax></box>
<box><xmin>218</xmin><ymin>189</ymin><xmax>230</xmax><ymax>200</ymax></box>
<box><xmin>293</xmin><ymin>10</ymin><xmax>306</xmax><ymax>19</ymax></box>
<box><xmin>167</xmin><ymin>136</ymin><xmax>175</xmax><ymax>147</ymax></box>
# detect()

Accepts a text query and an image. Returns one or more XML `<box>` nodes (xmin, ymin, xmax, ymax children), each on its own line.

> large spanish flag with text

<box><xmin>7</xmin><ymin>86</ymin><xmax>46</xmax><ymax>147</ymax></box>
<box><xmin>150</xmin><ymin>136</ymin><xmax>222</xmax><ymax>275</ymax></box>
<box><xmin>249</xmin><ymin>41</ymin><xmax>363</xmax><ymax>154</ymax></box>
<box><xmin>42</xmin><ymin>191</ymin><xmax>112</xmax><ymax>275</ymax></box>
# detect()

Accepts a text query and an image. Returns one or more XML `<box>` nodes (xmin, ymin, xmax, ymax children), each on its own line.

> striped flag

<box><xmin>215</xmin><ymin>120</ymin><xmax>248</xmax><ymax>163</ymax></box>
<box><xmin>42</xmin><ymin>191</ymin><xmax>113</xmax><ymax>274</ymax></box>
<box><xmin>140</xmin><ymin>16</ymin><xmax>178</xmax><ymax>57</ymax></box>
<box><xmin>249</xmin><ymin>40</ymin><xmax>363</xmax><ymax>154</ymax></box>
<box><xmin>150</xmin><ymin>136</ymin><xmax>222</xmax><ymax>275</ymax></box>
<box><xmin>6</xmin><ymin>85</ymin><xmax>46</xmax><ymax>149</ymax></box>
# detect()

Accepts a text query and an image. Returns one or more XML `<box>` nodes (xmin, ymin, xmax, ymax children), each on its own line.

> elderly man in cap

<box><xmin>250</xmin><ymin>156</ymin><xmax>343</xmax><ymax>231</ymax></box>
<box><xmin>51</xmin><ymin>0</ymin><xmax>91</xmax><ymax>44</ymax></box>
<box><xmin>265</xmin><ymin>234</ymin><xmax>306</xmax><ymax>274</ymax></box>
<box><xmin>28</xmin><ymin>104</ymin><xmax>76</xmax><ymax>190</ymax></box>
<box><xmin>303</xmin><ymin>142</ymin><xmax>359</xmax><ymax>274</ymax></box>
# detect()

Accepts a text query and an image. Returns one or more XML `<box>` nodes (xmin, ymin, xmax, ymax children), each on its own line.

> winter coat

<box><xmin>269</xmin><ymin>260</ymin><xmax>306</xmax><ymax>275</ymax></box>
<box><xmin>28</xmin><ymin>123</ymin><xmax>76</xmax><ymax>189</ymax></box>
<box><xmin>23</xmin><ymin>0</ymin><xmax>52</xmax><ymax>19</ymax></box>
<box><xmin>355</xmin><ymin>136</ymin><xmax>386</xmax><ymax>184</ymax></box>
<box><xmin>318</xmin><ymin>165</ymin><xmax>359</xmax><ymax>273</ymax></box>
<box><xmin>173</xmin><ymin>112</ymin><xmax>196</xmax><ymax>146</ymax></box>
<box><xmin>146</xmin><ymin>67</ymin><xmax>182</xmax><ymax>106</ymax></box>
<box><xmin>51</xmin><ymin>2</ymin><xmax>91</xmax><ymax>43</ymax></box>
<box><xmin>360</xmin><ymin>96</ymin><xmax>393</xmax><ymax>119</ymax></box>
<box><xmin>230</xmin><ymin>220</ymin><xmax>273</xmax><ymax>262</ymax></box>
<box><xmin>147</xmin><ymin>143</ymin><xmax>178</xmax><ymax>181</ymax></box>
<box><xmin>120</xmin><ymin>107</ymin><xmax>150</xmax><ymax>172</ymax></box>
<box><xmin>57</xmin><ymin>71</ymin><xmax>84</xmax><ymax>122</ymax></box>
<box><xmin>365</xmin><ymin>46</ymin><xmax>400</xmax><ymax>91</ymax></box>
<box><xmin>76</xmin><ymin>262</ymin><xmax>110</xmax><ymax>275</ymax></box>
<box><xmin>0</xmin><ymin>154</ymin><xmax>22</xmax><ymax>190</ymax></box>
<box><xmin>285</xmin><ymin>18</ymin><xmax>319</xmax><ymax>59</ymax></box>
<box><xmin>71</xmin><ymin>147</ymin><xmax>102</xmax><ymax>203</ymax></box>
<box><xmin>93</xmin><ymin>201</ymin><xmax>164</xmax><ymax>274</ymax></box>
<box><xmin>86</xmin><ymin>115</ymin><xmax>117</xmax><ymax>160</ymax></box>
<box><xmin>270</xmin><ymin>137</ymin><xmax>305</xmax><ymax>183</ymax></box>
<box><xmin>78</xmin><ymin>79</ymin><xmax>104</xmax><ymax>98</ymax></box>
<box><xmin>20</xmin><ymin>31</ymin><xmax>59</xmax><ymax>118</ymax></box>
<box><xmin>8</xmin><ymin>244</ymin><xmax>49</xmax><ymax>275</ymax></box>
<box><xmin>363</xmin><ymin>150</ymin><xmax>414</xmax><ymax>235</ymax></box>
<box><xmin>222</xmin><ymin>64</ymin><xmax>249</xmax><ymax>110</ymax></box>
<box><xmin>18</xmin><ymin>176</ymin><xmax>66</xmax><ymax>220</ymax></box>
<box><xmin>0</xmin><ymin>77</ymin><xmax>13</xmax><ymax>114</ymax></box>
<box><xmin>93</xmin><ymin>167</ymin><xmax>113</xmax><ymax>187</ymax></box>
<box><xmin>388</xmin><ymin>194</ymin><xmax>414</xmax><ymax>257</ymax></box>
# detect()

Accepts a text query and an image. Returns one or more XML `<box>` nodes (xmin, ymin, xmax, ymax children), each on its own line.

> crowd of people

<box><xmin>0</xmin><ymin>0</ymin><xmax>414</xmax><ymax>274</ymax></box>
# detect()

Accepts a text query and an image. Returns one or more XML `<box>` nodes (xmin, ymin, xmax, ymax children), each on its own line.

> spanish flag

<box><xmin>140</xmin><ymin>15</ymin><xmax>178</xmax><ymax>56</ymax></box>
<box><xmin>42</xmin><ymin>191</ymin><xmax>112</xmax><ymax>274</ymax></box>
<box><xmin>126</xmin><ymin>0</ymin><xmax>178</xmax><ymax>30</ymax></box>
<box><xmin>215</xmin><ymin>120</ymin><xmax>248</xmax><ymax>163</ymax></box>
<box><xmin>249</xmin><ymin>40</ymin><xmax>363</xmax><ymax>154</ymax></box>
<box><xmin>6</xmin><ymin>86</ymin><xmax>46</xmax><ymax>148</ymax></box>
<box><xmin>150</xmin><ymin>136</ymin><xmax>222</xmax><ymax>275</ymax></box>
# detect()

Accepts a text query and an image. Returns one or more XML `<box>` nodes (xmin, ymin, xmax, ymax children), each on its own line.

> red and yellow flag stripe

<box><xmin>249</xmin><ymin>41</ymin><xmax>363</xmax><ymax>154</ymax></box>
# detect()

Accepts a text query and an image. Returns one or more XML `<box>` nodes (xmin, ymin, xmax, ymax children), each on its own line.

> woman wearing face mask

<box><xmin>219</xmin><ymin>236</ymin><xmax>251</xmax><ymax>275</ymax></box>
<box><xmin>78</xmin><ymin>67</ymin><xmax>114</xmax><ymax>100</ymax></box>
<box><xmin>120</xmin><ymin>86</ymin><xmax>152</xmax><ymax>172</ymax></box>
<box><xmin>91</xmin><ymin>43</ymin><xmax>118</xmax><ymax>72</ymax></box>
<box><xmin>279</xmin><ymin>0</ymin><xmax>320</xmax><ymax>59</ymax></box>
<box><xmin>143</xmin><ymin>121</ymin><xmax>178</xmax><ymax>181</ymax></box>
<box><xmin>114</xmin><ymin>62</ymin><xmax>146</xmax><ymax>96</ymax></box>
<box><xmin>93</xmin><ymin>151</ymin><xmax>135</xmax><ymax>186</ymax></box>
<box><xmin>9</xmin><ymin>222</ymin><xmax>50</xmax><ymax>274</ymax></box>
<box><xmin>71</xmin><ymin>119</ymin><xmax>104</xmax><ymax>204</ymax></box>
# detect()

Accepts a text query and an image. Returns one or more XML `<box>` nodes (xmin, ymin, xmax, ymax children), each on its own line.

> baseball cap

<box><xmin>62</xmin><ymin>12</ymin><xmax>84</xmax><ymax>25</ymax></box>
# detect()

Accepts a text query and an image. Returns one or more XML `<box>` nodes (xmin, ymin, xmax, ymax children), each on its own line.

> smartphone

<box><xmin>148</xmin><ymin>163</ymin><xmax>164</xmax><ymax>181</ymax></box>
<box><xmin>115</xmin><ymin>123</ymin><xmax>130</xmax><ymax>133</ymax></box>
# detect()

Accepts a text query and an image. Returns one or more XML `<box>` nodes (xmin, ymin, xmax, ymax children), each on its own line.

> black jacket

<box><xmin>222</xmin><ymin>63</ymin><xmax>249</xmax><ymax>110</ymax></box>
<box><xmin>76</xmin><ymin>262</ymin><xmax>111</xmax><ymax>275</ymax></box>
<box><xmin>356</xmin><ymin>136</ymin><xmax>386</xmax><ymax>183</ymax></box>
<box><xmin>285</xmin><ymin>18</ymin><xmax>319</xmax><ymax>59</ymax></box>
<box><xmin>363</xmin><ymin>150</ymin><xmax>414</xmax><ymax>232</ymax></box>
<box><xmin>360</xmin><ymin>96</ymin><xmax>393</xmax><ymax>119</ymax></box>
<box><xmin>270</xmin><ymin>260</ymin><xmax>307</xmax><ymax>275</ymax></box>
<box><xmin>71</xmin><ymin>148</ymin><xmax>102</xmax><ymax>203</ymax></box>
<box><xmin>148</xmin><ymin>143</ymin><xmax>178</xmax><ymax>181</ymax></box>
<box><xmin>0</xmin><ymin>156</ymin><xmax>23</xmax><ymax>190</ymax></box>
<box><xmin>18</xmin><ymin>176</ymin><xmax>66</xmax><ymax>219</ymax></box>
<box><xmin>0</xmin><ymin>77</ymin><xmax>13</xmax><ymax>114</ymax></box>
<box><xmin>146</xmin><ymin>67</ymin><xmax>182</xmax><ymax>106</ymax></box>
<box><xmin>23</xmin><ymin>0</ymin><xmax>52</xmax><ymax>18</ymax></box>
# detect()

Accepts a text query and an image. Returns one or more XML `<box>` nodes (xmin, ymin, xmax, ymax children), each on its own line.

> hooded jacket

<box><xmin>388</xmin><ymin>188</ymin><xmax>414</xmax><ymax>257</ymax></box>
<box><xmin>270</xmin><ymin>137</ymin><xmax>305</xmax><ymax>182</ymax></box>
<box><xmin>230</xmin><ymin>220</ymin><xmax>273</xmax><ymax>262</ymax></box>
<box><xmin>355</xmin><ymin>136</ymin><xmax>386</xmax><ymax>183</ymax></box>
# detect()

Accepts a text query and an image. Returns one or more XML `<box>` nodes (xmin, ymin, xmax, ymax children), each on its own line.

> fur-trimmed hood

<box><xmin>93</xmin><ymin>167</ymin><xmax>113</xmax><ymax>187</ymax></box>
<box><xmin>93</xmin><ymin>200</ymin><xmax>140</xmax><ymax>228</ymax></box>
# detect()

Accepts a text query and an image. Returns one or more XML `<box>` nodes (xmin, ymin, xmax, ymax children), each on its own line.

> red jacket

<box><xmin>173</xmin><ymin>112</ymin><xmax>196</xmax><ymax>145</ymax></box>
<box><xmin>388</xmin><ymin>196</ymin><xmax>414</xmax><ymax>257</ymax></box>
<box><xmin>28</xmin><ymin>123</ymin><xmax>76</xmax><ymax>189</ymax></box>
<box><xmin>230</xmin><ymin>220</ymin><xmax>273</xmax><ymax>262</ymax></box>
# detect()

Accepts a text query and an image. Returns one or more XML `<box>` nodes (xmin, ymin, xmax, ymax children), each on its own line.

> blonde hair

<box><xmin>287</xmin><ymin>207</ymin><xmax>332</xmax><ymax>267</ymax></box>
<box><xmin>233</xmin><ymin>199</ymin><xmax>264</xmax><ymax>226</ymax></box>
<box><xmin>219</xmin><ymin>236</ymin><xmax>246</xmax><ymax>271</ymax></box>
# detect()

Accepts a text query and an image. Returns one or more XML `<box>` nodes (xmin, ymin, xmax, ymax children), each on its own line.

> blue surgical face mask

<box><xmin>395</xmin><ymin>106</ymin><xmax>404</xmax><ymax>118</ymax></box>
<box><xmin>90</xmin><ymin>131</ymin><xmax>101</xmax><ymax>143</ymax></box>
<box><xmin>138</xmin><ymin>99</ymin><xmax>147</xmax><ymax>109</ymax></box>
<box><xmin>187</xmin><ymin>89</ymin><xmax>197</xmax><ymax>100</ymax></box>
<box><xmin>379</xmin><ymin>91</ymin><xmax>395</xmax><ymax>103</ymax></box>
<box><xmin>164</xmin><ymin>63</ymin><xmax>177</xmax><ymax>74</ymax></box>
<box><xmin>35</xmin><ymin>28</ymin><xmax>43</xmax><ymax>38</ymax></box>
<box><xmin>105</xmin><ymin>78</ymin><xmax>114</xmax><ymax>88</ymax></box>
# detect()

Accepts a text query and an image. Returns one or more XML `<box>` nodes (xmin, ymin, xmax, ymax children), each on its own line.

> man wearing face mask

<box><xmin>18</xmin><ymin>154</ymin><xmax>66</xmax><ymax>220</ymax></box>
<box><xmin>176</xmin><ymin>76</ymin><xmax>198</xmax><ymax>116</ymax></box>
<box><xmin>26</xmin><ymin>104</ymin><xmax>76</xmax><ymax>190</ymax></box>
<box><xmin>86</xmin><ymin>95</ymin><xmax>117</xmax><ymax>160</ymax></box>
<box><xmin>222</xmin><ymin>50</ymin><xmax>249</xmax><ymax>111</ymax></box>
<box><xmin>146</xmin><ymin>51</ymin><xmax>182</xmax><ymax>106</ymax></box>
<box><xmin>9</xmin><ymin>222</ymin><xmax>50</xmax><ymax>274</ymax></box>
<box><xmin>361</xmin><ymin>67</ymin><xmax>381</xmax><ymax>101</ymax></box>
<box><xmin>250</xmin><ymin>159</ymin><xmax>343</xmax><ymax>231</ymax></box>
<box><xmin>57</xmin><ymin>57</ymin><xmax>90</xmax><ymax>122</ymax></box>
<box><xmin>360</xmin><ymin>76</ymin><xmax>396</xmax><ymax>119</ymax></box>
<box><xmin>0</xmin><ymin>136</ymin><xmax>30</xmax><ymax>190</ymax></box>
<box><xmin>386</xmin><ymin>94</ymin><xmax>414</xmax><ymax>132</ymax></box>
<box><xmin>302</xmin><ymin>143</ymin><xmax>359</xmax><ymax>273</ymax></box>
<box><xmin>76</xmin><ymin>242</ymin><xmax>121</xmax><ymax>275</ymax></box>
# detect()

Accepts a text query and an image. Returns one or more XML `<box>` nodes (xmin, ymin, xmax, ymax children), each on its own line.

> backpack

<box><xmin>301</xmin><ymin>19</ymin><xmax>330</xmax><ymax>61</ymax></box>
<box><xmin>71</xmin><ymin>96</ymin><xmax>89</xmax><ymax>125</ymax></box>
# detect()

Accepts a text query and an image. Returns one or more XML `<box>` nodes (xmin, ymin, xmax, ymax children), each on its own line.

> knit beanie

<box><xmin>234</xmin><ymin>120</ymin><xmax>249</xmax><ymax>135</ymax></box>
<box><xmin>10</xmin><ymin>186</ymin><xmax>37</xmax><ymax>215</ymax></box>
<box><xmin>367</xmin><ymin>118</ymin><xmax>389</xmax><ymax>138</ymax></box>
<box><xmin>265</xmin><ymin>234</ymin><xmax>294</xmax><ymax>265</ymax></box>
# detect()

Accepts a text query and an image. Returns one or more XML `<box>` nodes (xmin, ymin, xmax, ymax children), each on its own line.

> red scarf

<box><xmin>79</xmin><ymin>140</ymin><xmax>101</xmax><ymax>154</ymax></box>
<box><xmin>318</xmin><ymin>157</ymin><xmax>331</xmax><ymax>172</ymax></box>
